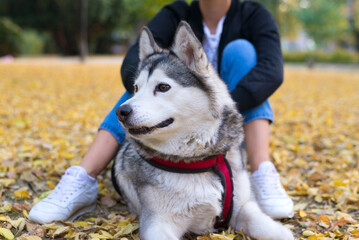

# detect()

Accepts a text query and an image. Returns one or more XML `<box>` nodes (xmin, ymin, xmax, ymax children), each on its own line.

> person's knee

<box><xmin>222</xmin><ymin>39</ymin><xmax>257</xmax><ymax>67</ymax></box>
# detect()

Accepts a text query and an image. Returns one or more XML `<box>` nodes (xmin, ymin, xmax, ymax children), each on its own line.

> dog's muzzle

<box><xmin>116</xmin><ymin>105</ymin><xmax>174</xmax><ymax>135</ymax></box>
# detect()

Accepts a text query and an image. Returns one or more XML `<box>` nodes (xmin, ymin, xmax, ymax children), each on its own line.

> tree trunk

<box><xmin>354</xmin><ymin>30</ymin><xmax>359</xmax><ymax>52</ymax></box>
<box><xmin>80</xmin><ymin>0</ymin><xmax>88</xmax><ymax>61</ymax></box>
<box><xmin>347</xmin><ymin>0</ymin><xmax>359</xmax><ymax>52</ymax></box>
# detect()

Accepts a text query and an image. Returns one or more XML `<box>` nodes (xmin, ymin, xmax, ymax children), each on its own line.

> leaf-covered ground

<box><xmin>0</xmin><ymin>62</ymin><xmax>358</xmax><ymax>240</ymax></box>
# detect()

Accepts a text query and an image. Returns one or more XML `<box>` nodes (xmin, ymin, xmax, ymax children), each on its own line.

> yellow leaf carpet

<box><xmin>0</xmin><ymin>63</ymin><xmax>358</xmax><ymax>239</ymax></box>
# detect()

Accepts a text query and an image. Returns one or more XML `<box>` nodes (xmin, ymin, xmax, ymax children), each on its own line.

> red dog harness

<box><xmin>144</xmin><ymin>155</ymin><xmax>233</xmax><ymax>229</ymax></box>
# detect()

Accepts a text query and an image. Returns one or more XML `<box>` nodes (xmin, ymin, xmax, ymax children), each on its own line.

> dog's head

<box><xmin>116</xmin><ymin>22</ymin><xmax>241</xmax><ymax>157</ymax></box>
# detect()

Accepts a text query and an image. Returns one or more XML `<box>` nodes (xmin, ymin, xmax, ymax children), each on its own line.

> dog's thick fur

<box><xmin>113</xmin><ymin>22</ymin><xmax>293</xmax><ymax>240</ymax></box>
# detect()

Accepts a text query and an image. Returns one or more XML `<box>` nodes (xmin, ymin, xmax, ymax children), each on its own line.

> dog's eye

<box><xmin>134</xmin><ymin>85</ymin><xmax>138</xmax><ymax>93</ymax></box>
<box><xmin>156</xmin><ymin>83</ymin><xmax>171</xmax><ymax>93</ymax></box>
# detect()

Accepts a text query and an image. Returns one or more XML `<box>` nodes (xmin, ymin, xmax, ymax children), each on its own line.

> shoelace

<box><xmin>253</xmin><ymin>173</ymin><xmax>285</xmax><ymax>197</ymax></box>
<box><xmin>47</xmin><ymin>175</ymin><xmax>84</xmax><ymax>204</ymax></box>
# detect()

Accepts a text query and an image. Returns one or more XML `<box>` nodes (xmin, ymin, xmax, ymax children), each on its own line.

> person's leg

<box><xmin>244</xmin><ymin>119</ymin><xmax>270</xmax><ymax>172</ymax></box>
<box><xmin>79</xmin><ymin>130</ymin><xmax>119</xmax><ymax>177</ymax></box>
<box><xmin>220</xmin><ymin>39</ymin><xmax>293</xmax><ymax>219</ymax></box>
<box><xmin>80</xmin><ymin>91</ymin><xmax>131</xmax><ymax>177</ymax></box>
<box><xmin>220</xmin><ymin>39</ymin><xmax>273</xmax><ymax>172</ymax></box>
<box><xmin>29</xmin><ymin>91</ymin><xmax>130</xmax><ymax>224</ymax></box>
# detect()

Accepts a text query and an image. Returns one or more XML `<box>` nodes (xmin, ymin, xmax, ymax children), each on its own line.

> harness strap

<box><xmin>144</xmin><ymin>155</ymin><xmax>233</xmax><ymax>229</ymax></box>
<box><xmin>212</xmin><ymin>155</ymin><xmax>233</xmax><ymax>228</ymax></box>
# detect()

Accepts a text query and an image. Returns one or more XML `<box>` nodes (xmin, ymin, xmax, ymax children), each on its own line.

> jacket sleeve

<box><xmin>120</xmin><ymin>1</ymin><xmax>189</xmax><ymax>93</ymax></box>
<box><xmin>230</xmin><ymin>2</ymin><xmax>283</xmax><ymax>112</ymax></box>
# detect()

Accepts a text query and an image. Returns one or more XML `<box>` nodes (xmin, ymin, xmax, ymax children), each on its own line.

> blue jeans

<box><xmin>99</xmin><ymin>39</ymin><xmax>273</xmax><ymax>143</ymax></box>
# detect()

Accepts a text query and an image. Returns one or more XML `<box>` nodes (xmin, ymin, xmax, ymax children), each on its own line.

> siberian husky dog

<box><xmin>112</xmin><ymin>21</ymin><xmax>293</xmax><ymax>240</ymax></box>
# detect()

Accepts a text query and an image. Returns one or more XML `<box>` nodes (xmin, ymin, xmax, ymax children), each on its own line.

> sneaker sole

<box><xmin>67</xmin><ymin>203</ymin><xmax>97</xmax><ymax>222</ymax></box>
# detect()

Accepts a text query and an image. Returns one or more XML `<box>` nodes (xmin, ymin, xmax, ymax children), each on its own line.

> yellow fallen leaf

<box><xmin>299</xmin><ymin>209</ymin><xmax>307</xmax><ymax>218</ymax></box>
<box><xmin>117</xmin><ymin>220</ymin><xmax>130</xmax><ymax>227</ymax></box>
<box><xmin>90</xmin><ymin>237</ymin><xmax>100</xmax><ymax>240</ymax></box>
<box><xmin>13</xmin><ymin>189</ymin><xmax>30</xmax><ymax>199</ymax></box>
<box><xmin>197</xmin><ymin>237</ymin><xmax>211</xmax><ymax>240</ymax></box>
<box><xmin>336</xmin><ymin>212</ymin><xmax>356</xmax><ymax>223</ymax></box>
<box><xmin>60</xmin><ymin>151</ymin><xmax>75</xmax><ymax>159</ymax></box>
<box><xmin>317</xmin><ymin>215</ymin><xmax>332</xmax><ymax>225</ymax></box>
<box><xmin>113</xmin><ymin>224</ymin><xmax>139</xmax><ymax>238</ymax></box>
<box><xmin>74</xmin><ymin>221</ymin><xmax>91</xmax><ymax>227</ymax></box>
<box><xmin>314</xmin><ymin>195</ymin><xmax>323</xmax><ymax>203</ymax></box>
<box><xmin>293</xmin><ymin>203</ymin><xmax>308</xmax><ymax>211</ymax></box>
<box><xmin>1</xmin><ymin>203</ymin><xmax>12</xmax><ymax>212</ymax></box>
<box><xmin>307</xmin><ymin>235</ymin><xmax>318</xmax><ymax>240</ymax></box>
<box><xmin>107</xmin><ymin>212</ymin><xmax>117</xmax><ymax>219</ymax></box>
<box><xmin>303</xmin><ymin>230</ymin><xmax>315</xmax><ymax>237</ymax></box>
<box><xmin>17</xmin><ymin>236</ymin><xmax>42</xmax><ymax>240</ymax></box>
<box><xmin>23</xmin><ymin>209</ymin><xmax>29</xmax><ymax>218</ymax></box>
<box><xmin>334</xmin><ymin>217</ymin><xmax>356</xmax><ymax>227</ymax></box>
<box><xmin>10</xmin><ymin>217</ymin><xmax>25</xmax><ymax>229</ymax></box>
<box><xmin>0</xmin><ymin>179</ymin><xmax>15</xmax><ymax>187</ymax></box>
<box><xmin>333</xmin><ymin>180</ymin><xmax>347</xmax><ymax>187</ymax></box>
<box><xmin>33</xmin><ymin>159</ymin><xmax>45</xmax><ymax>167</ymax></box>
<box><xmin>0</xmin><ymin>216</ymin><xmax>11</xmax><ymax>221</ymax></box>
<box><xmin>46</xmin><ymin>181</ymin><xmax>56</xmax><ymax>189</ymax></box>
<box><xmin>42</xmin><ymin>223</ymin><xmax>60</xmax><ymax>230</ymax></box>
<box><xmin>12</xmin><ymin>118</ymin><xmax>28</xmax><ymax>129</ymax></box>
<box><xmin>209</xmin><ymin>233</ymin><xmax>235</xmax><ymax>240</ymax></box>
<box><xmin>90</xmin><ymin>233</ymin><xmax>110</xmax><ymax>239</ymax></box>
<box><xmin>64</xmin><ymin>229</ymin><xmax>76</xmax><ymax>239</ymax></box>
<box><xmin>351</xmin><ymin>229</ymin><xmax>359</xmax><ymax>234</ymax></box>
<box><xmin>52</xmin><ymin>226</ymin><xmax>70</xmax><ymax>237</ymax></box>
<box><xmin>0</xmin><ymin>227</ymin><xmax>14</xmax><ymax>240</ymax></box>
<box><xmin>99</xmin><ymin>230</ymin><xmax>113</xmax><ymax>238</ymax></box>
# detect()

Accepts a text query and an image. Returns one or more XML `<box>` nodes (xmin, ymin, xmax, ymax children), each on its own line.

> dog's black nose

<box><xmin>116</xmin><ymin>105</ymin><xmax>133</xmax><ymax>122</ymax></box>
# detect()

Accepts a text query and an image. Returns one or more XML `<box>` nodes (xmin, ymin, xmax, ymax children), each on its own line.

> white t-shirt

<box><xmin>202</xmin><ymin>16</ymin><xmax>226</xmax><ymax>72</ymax></box>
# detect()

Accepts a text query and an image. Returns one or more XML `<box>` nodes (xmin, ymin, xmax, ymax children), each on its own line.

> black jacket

<box><xmin>121</xmin><ymin>0</ymin><xmax>283</xmax><ymax>112</ymax></box>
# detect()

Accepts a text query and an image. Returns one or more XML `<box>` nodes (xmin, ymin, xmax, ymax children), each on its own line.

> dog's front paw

<box><xmin>233</xmin><ymin>201</ymin><xmax>294</xmax><ymax>240</ymax></box>
<box><xmin>274</xmin><ymin>224</ymin><xmax>294</xmax><ymax>240</ymax></box>
<box><xmin>257</xmin><ymin>221</ymin><xmax>294</xmax><ymax>240</ymax></box>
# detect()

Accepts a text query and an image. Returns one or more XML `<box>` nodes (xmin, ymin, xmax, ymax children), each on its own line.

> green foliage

<box><xmin>0</xmin><ymin>17</ymin><xmax>47</xmax><ymax>56</ymax></box>
<box><xmin>0</xmin><ymin>17</ymin><xmax>22</xmax><ymax>56</ymax></box>
<box><xmin>18</xmin><ymin>30</ymin><xmax>45</xmax><ymax>55</ymax></box>
<box><xmin>1</xmin><ymin>0</ymin><xmax>359</xmax><ymax>55</ymax></box>
<box><xmin>119</xmin><ymin>0</ymin><xmax>174</xmax><ymax>41</ymax></box>
<box><xmin>0</xmin><ymin>0</ymin><xmax>124</xmax><ymax>55</ymax></box>
<box><xmin>0</xmin><ymin>0</ymin><xmax>175</xmax><ymax>55</ymax></box>
<box><xmin>283</xmin><ymin>50</ymin><xmax>359</xmax><ymax>63</ymax></box>
<box><xmin>294</xmin><ymin>0</ymin><xmax>348</xmax><ymax>47</ymax></box>
<box><xmin>253</xmin><ymin>0</ymin><xmax>359</xmax><ymax>51</ymax></box>
<box><xmin>250</xmin><ymin>0</ymin><xmax>301</xmax><ymax>38</ymax></box>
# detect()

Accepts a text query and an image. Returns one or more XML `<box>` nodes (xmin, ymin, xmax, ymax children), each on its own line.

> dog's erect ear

<box><xmin>139</xmin><ymin>26</ymin><xmax>161</xmax><ymax>62</ymax></box>
<box><xmin>172</xmin><ymin>21</ymin><xmax>209</xmax><ymax>73</ymax></box>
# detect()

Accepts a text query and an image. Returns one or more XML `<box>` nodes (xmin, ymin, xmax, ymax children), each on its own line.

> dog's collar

<box><xmin>144</xmin><ymin>155</ymin><xmax>233</xmax><ymax>229</ymax></box>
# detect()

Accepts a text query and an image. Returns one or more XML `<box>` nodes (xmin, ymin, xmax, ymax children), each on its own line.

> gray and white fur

<box><xmin>113</xmin><ymin>21</ymin><xmax>294</xmax><ymax>240</ymax></box>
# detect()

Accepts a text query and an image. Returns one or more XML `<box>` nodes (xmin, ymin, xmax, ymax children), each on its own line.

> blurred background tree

<box><xmin>294</xmin><ymin>0</ymin><xmax>349</xmax><ymax>49</ymax></box>
<box><xmin>0</xmin><ymin>0</ymin><xmax>358</xmax><ymax>60</ymax></box>
<box><xmin>253</xmin><ymin>0</ymin><xmax>358</xmax><ymax>50</ymax></box>
<box><xmin>253</xmin><ymin>0</ymin><xmax>301</xmax><ymax>38</ymax></box>
<box><xmin>0</xmin><ymin>0</ymin><xmax>123</xmax><ymax>55</ymax></box>
<box><xmin>0</xmin><ymin>17</ymin><xmax>22</xmax><ymax>56</ymax></box>
<box><xmin>254</xmin><ymin>0</ymin><xmax>359</xmax><ymax>63</ymax></box>
<box><xmin>0</xmin><ymin>0</ymin><xmax>171</xmax><ymax>55</ymax></box>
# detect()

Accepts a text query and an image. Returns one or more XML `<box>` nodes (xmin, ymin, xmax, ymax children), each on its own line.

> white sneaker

<box><xmin>251</xmin><ymin>161</ymin><xmax>294</xmax><ymax>219</ymax></box>
<box><xmin>29</xmin><ymin>166</ymin><xmax>98</xmax><ymax>224</ymax></box>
